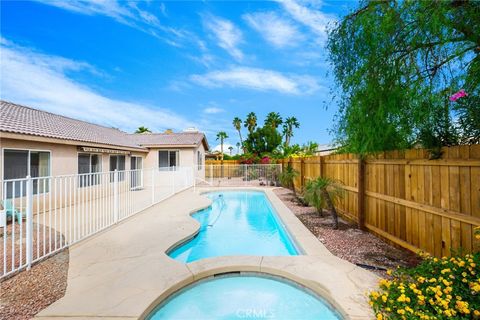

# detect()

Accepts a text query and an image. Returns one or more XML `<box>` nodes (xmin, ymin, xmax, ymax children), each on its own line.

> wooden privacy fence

<box><xmin>280</xmin><ymin>145</ymin><xmax>480</xmax><ymax>257</ymax></box>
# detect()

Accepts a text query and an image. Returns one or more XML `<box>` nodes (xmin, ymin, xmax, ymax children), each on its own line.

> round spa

<box><xmin>146</xmin><ymin>274</ymin><xmax>342</xmax><ymax>320</ymax></box>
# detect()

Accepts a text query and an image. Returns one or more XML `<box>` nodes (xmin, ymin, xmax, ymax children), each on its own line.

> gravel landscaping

<box><xmin>0</xmin><ymin>250</ymin><xmax>69</xmax><ymax>320</ymax></box>
<box><xmin>274</xmin><ymin>188</ymin><xmax>420</xmax><ymax>276</ymax></box>
<box><xmin>0</xmin><ymin>222</ymin><xmax>69</xmax><ymax>320</ymax></box>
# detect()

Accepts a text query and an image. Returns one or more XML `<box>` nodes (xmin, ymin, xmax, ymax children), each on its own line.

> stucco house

<box><xmin>0</xmin><ymin>100</ymin><xmax>209</xmax><ymax>185</ymax></box>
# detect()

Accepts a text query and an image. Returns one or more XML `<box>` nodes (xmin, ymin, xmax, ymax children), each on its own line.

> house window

<box><xmin>197</xmin><ymin>151</ymin><xmax>203</xmax><ymax>170</ymax></box>
<box><xmin>3</xmin><ymin>149</ymin><xmax>51</xmax><ymax>197</ymax></box>
<box><xmin>78</xmin><ymin>153</ymin><xmax>101</xmax><ymax>187</ymax></box>
<box><xmin>109</xmin><ymin>155</ymin><xmax>125</xmax><ymax>181</ymax></box>
<box><xmin>158</xmin><ymin>150</ymin><xmax>179</xmax><ymax>170</ymax></box>
<box><xmin>130</xmin><ymin>156</ymin><xmax>143</xmax><ymax>189</ymax></box>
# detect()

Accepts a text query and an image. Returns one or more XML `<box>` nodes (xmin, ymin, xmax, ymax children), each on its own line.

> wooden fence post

<box><xmin>300</xmin><ymin>158</ymin><xmax>305</xmax><ymax>189</ymax></box>
<box><xmin>319</xmin><ymin>156</ymin><xmax>324</xmax><ymax>178</ymax></box>
<box><xmin>357</xmin><ymin>156</ymin><xmax>366</xmax><ymax>230</ymax></box>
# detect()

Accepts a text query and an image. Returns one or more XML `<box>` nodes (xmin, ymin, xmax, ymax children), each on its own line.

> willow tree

<box><xmin>327</xmin><ymin>0</ymin><xmax>480</xmax><ymax>155</ymax></box>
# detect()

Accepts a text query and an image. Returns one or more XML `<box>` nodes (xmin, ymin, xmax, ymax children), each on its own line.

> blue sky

<box><xmin>1</xmin><ymin>0</ymin><xmax>356</xmax><ymax>150</ymax></box>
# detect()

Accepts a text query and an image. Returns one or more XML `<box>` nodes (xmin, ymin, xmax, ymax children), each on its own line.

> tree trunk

<box><xmin>321</xmin><ymin>188</ymin><xmax>338</xmax><ymax>229</ymax></box>
<box><xmin>290</xmin><ymin>181</ymin><xmax>296</xmax><ymax>197</ymax></box>
<box><xmin>238</xmin><ymin>130</ymin><xmax>245</xmax><ymax>153</ymax></box>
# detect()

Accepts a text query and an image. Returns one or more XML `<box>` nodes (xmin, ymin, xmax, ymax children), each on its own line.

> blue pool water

<box><xmin>147</xmin><ymin>275</ymin><xmax>342</xmax><ymax>320</ymax></box>
<box><xmin>168</xmin><ymin>191</ymin><xmax>299</xmax><ymax>262</ymax></box>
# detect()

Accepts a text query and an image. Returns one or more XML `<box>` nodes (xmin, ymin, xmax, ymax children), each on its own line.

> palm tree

<box><xmin>232</xmin><ymin>117</ymin><xmax>244</xmax><ymax>152</ymax></box>
<box><xmin>135</xmin><ymin>126</ymin><xmax>151</xmax><ymax>134</ymax></box>
<box><xmin>244</xmin><ymin>112</ymin><xmax>257</xmax><ymax>134</ymax></box>
<box><xmin>228</xmin><ymin>146</ymin><xmax>234</xmax><ymax>155</ymax></box>
<box><xmin>282</xmin><ymin>117</ymin><xmax>300</xmax><ymax>147</ymax></box>
<box><xmin>236</xmin><ymin>142</ymin><xmax>241</xmax><ymax>154</ymax></box>
<box><xmin>216</xmin><ymin>131</ymin><xmax>228</xmax><ymax>160</ymax></box>
<box><xmin>278</xmin><ymin>165</ymin><xmax>299</xmax><ymax>196</ymax></box>
<box><xmin>303</xmin><ymin>177</ymin><xmax>343</xmax><ymax>229</ymax></box>
<box><xmin>265</xmin><ymin>112</ymin><xmax>283</xmax><ymax>129</ymax></box>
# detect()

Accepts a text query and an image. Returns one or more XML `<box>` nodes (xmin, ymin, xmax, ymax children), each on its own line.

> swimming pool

<box><xmin>146</xmin><ymin>274</ymin><xmax>342</xmax><ymax>320</ymax></box>
<box><xmin>168</xmin><ymin>191</ymin><xmax>299</xmax><ymax>262</ymax></box>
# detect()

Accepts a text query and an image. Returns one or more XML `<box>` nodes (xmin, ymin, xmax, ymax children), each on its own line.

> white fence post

<box><xmin>151</xmin><ymin>169</ymin><xmax>155</xmax><ymax>205</ymax></box>
<box><xmin>26</xmin><ymin>175</ymin><xmax>33</xmax><ymax>270</ymax></box>
<box><xmin>113</xmin><ymin>169</ymin><xmax>119</xmax><ymax>223</ymax></box>
<box><xmin>171</xmin><ymin>167</ymin><xmax>175</xmax><ymax>195</ymax></box>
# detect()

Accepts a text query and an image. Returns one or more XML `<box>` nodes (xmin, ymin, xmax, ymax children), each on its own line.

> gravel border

<box><xmin>0</xmin><ymin>246</ymin><xmax>69</xmax><ymax>320</ymax></box>
<box><xmin>274</xmin><ymin>188</ymin><xmax>420</xmax><ymax>276</ymax></box>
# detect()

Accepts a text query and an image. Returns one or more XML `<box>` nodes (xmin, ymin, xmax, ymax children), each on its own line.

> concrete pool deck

<box><xmin>36</xmin><ymin>187</ymin><xmax>378</xmax><ymax>320</ymax></box>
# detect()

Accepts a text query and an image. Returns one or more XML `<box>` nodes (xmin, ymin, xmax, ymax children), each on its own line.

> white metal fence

<box><xmin>0</xmin><ymin>167</ymin><xmax>193</xmax><ymax>278</ymax></box>
<box><xmin>197</xmin><ymin>164</ymin><xmax>282</xmax><ymax>187</ymax></box>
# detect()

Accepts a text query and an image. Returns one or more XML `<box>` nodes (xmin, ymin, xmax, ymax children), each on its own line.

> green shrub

<box><xmin>303</xmin><ymin>177</ymin><xmax>343</xmax><ymax>229</ymax></box>
<box><xmin>278</xmin><ymin>165</ymin><xmax>298</xmax><ymax>194</ymax></box>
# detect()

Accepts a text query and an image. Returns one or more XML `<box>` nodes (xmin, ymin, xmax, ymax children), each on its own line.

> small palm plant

<box><xmin>279</xmin><ymin>165</ymin><xmax>299</xmax><ymax>196</ymax></box>
<box><xmin>303</xmin><ymin>177</ymin><xmax>343</xmax><ymax>229</ymax></box>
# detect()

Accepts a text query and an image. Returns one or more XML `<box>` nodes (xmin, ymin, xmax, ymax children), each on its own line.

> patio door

<box><xmin>130</xmin><ymin>156</ymin><xmax>143</xmax><ymax>189</ymax></box>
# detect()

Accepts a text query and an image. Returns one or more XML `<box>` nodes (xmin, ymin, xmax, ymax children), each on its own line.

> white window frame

<box><xmin>197</xmin><ymin>150</ymin><xmax>203</xmax><ymax>170</ymax></box>
<box><xmin>77</xmin><ymin>152</ymin><xmax>102</xmax><ymax>174</ymax></box>
<box><xmin>109</xmin><ymin>155</ymin><xmax>126</xmax><ymax>182</ymax></box>
<box><xmin>2</xmin><ymin>148</ymin><xmax>52</xmax><ymax>179</ymax></box>
<box><xmin>77</xmin><ymin>152</ymin><xmax>103</xmax><ymax>187</ymax></box>
<box><xmin>158</xmin><ymin>150</ymin><xmax>179</xmax><ymax>170</ymax></box>
<box><xmin>130</xmin><ymin>155</ymin><xmax>144</xmax><ymax>189</ymax></box>
<box><xmin>2</xmin><ymin>148</ymin><xmax>52</xmax><ymax>196</ymax></box>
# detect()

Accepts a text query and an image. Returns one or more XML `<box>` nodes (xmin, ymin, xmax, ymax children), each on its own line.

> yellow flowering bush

<box><xmin>370</xmin><ymin>251</ymin><xmax>480</xmax><ymax>319</ymax></box>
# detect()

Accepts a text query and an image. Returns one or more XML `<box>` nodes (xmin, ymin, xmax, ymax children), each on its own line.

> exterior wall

<box><xmin>0</xmin><ymin>138</ymin><xmax>148</xmax><ymax>179</ymax></box>
<box><xmin>0</xmin><ymin>137</ymin><xmax>206</xmax><ymax>184</ymax></box>
<box><xmin>143</xmin><ymin>144</ymin><xmax>206</xmax><ymax>179</ymax></box>
<box><xmin>1</xmin><ymin>138</ymin><xmax>78</xmax><ymax>178</ymax></box>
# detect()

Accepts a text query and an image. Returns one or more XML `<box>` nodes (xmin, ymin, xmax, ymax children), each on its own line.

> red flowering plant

<box><xmin>260</xmin><ymin>156</ymin><xmax>270</xmax><ymax>164</ymax></box>
<box><xmin>239</xmin><ymin>154</ymin><xmax>260</xmax><ymax>164</ymax></box>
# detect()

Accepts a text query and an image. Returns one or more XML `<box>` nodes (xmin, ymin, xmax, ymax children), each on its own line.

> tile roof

<box><xmin>0</xmin><ymin>100</ymin><xmax>208</xmax><ymax>150</ymax></box>
<box><xmin>129</xmin><ymin>132</ymin><xmax>207</xmax><ymax>148</ymax></box>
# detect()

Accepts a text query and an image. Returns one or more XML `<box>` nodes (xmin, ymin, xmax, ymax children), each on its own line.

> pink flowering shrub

<box><xmin>449</xmin><ymin>89</ymin><xmax>468</xmax><ymax>102</ymax></box>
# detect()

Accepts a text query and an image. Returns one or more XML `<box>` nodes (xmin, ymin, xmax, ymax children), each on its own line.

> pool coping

<box><xmin>36</xmin><ymin>187</ymin><xmax>378</xmax><ymax>320</ymax></box>
<box><xmin>142</xmin><ymin>187</ymin><xmax>378</xmax><ymax>320</ymax></box>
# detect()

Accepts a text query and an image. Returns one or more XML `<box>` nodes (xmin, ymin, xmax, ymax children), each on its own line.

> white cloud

<box><xmin>203</xmin><ymin>14</ymin><xmax>244</xmax><ymax>61</ymax></box>
<box><xmin>278</xmin><ymin>0</ymin><xmax>336</xmax><ymax>42</ymax></box>
<box><xmin>190</xmin><ymin>67</ymin><xmax>320</xmax><ymax>95</ymax></box>
<box><xmin>243</xmin><ymin>12</ymin><xmax>302</xmax><ymax>48</ymax></box>
<box><xmin>35</xmin><ymin>0</ymin><xmax>159</xmax><ymax>27</ymax></box>
<box><xmin>203</xmin><ymin>107</ymin><xmax>225</xmax><ymax>114</ymax></box>
<box><xmin>0</xmin><ymin>39</ymin><xmax>196</xmax><ymax>133</ymax></box>
<box><xmin>34</xmin><ymin>0</ymin><xmax>201</xmax><ymax>49</ymax></box>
